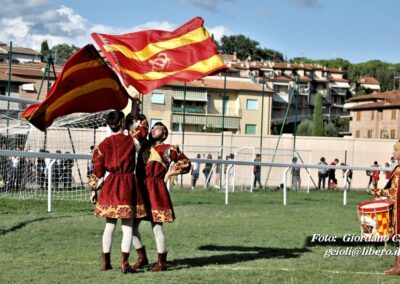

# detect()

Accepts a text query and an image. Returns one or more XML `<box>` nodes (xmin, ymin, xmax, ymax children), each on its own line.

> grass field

<box><xmin>1</xmin><ymin>189</ymin><xmax>400</xmax><ymax>283</ymax></box>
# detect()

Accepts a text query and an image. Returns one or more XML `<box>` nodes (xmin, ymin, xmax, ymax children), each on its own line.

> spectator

<box><xmin>87</xmin><ymin>145</ymin><xmax>94</xmax><ymax>178</ymax></box>
<box><xmin>191</xmin><ymin>154</ymin><xmax>200</xmax><ymax>189</ymax></box>
<box><xmin>384</xmin><ymin>162</ymin><xmax>392</xmax><ymax>184</ymax></box>
<box><xmin>253</xmin><ymin>154</ymin><xmax>262</xmax><ymax>189</ymax></box>
<box><xmin>291</xmin><ymin>157</ymin><xmax>301</xmax><ymax>190</ymax></box>
<box><xmin>0</xmin><ymin>151</ymin><xmax>7</xmax><ymax>189</ymax></box>
<box><xmin>63</xmin><ymin>152</ymin><xmax>74</xmax><ymax>189</ymax></box>
<box><xmin>317</xmin><ymin>157</ymin><xmax>328</xmax><ymax>190</ymax></box>
<box><xmin>203</xmin><ymin>154</ymin><xmax>213</xmax><ymax>188</ymax></box>
<box><xmin>7</xmin><ymin>152</ymin><xmax>20</xmax><ymax>190</ymax></box>
<box><xmin>37</xmin><ymin>149</ymin><xmax>46</xmax><ymax>189</ymax></box>
<box><xmin>22</xmin><ymin>145</ymin><xmax>34</xmax><ymax>187</ymax></box>
<box><xmin>328</xmin><ymin>158</ymin><xmax>339</xmax><ymax>190</ymax></box>
<box><xmin>371</xmin><ymin>161</ymin><xmax>380</xmax><ymax>189</ymax></box>
<box><xmin>226</xmin><ymin>153</ymin><xmax>235</xmax><ymax>191</ymax></box>
<box><xmin>389</xmin><ymin>156</ymin><xmax>397</xmax><ymax>170</ymax></box>
<box><xmin>340</xmin><ymin>162</ymin><xmax>353</xmax><ymax>190</ymax></box>
<box><xmin>54</xmin><ymin>150</ymin><xmax>63</xmax><ymax>188</ymax></box>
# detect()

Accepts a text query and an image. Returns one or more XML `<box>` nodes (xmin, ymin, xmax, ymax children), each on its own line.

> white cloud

<box><xmin>0</xmin><ymin>1</ymin><xmax>207</xmax><ymax>52</ymax></box>
<box><xmin>207</xmin><ymin>25</ymin><xmax>232</xmax><ymax>42</ymax></box>
<box><xmin>0</xmin><ymin>3</ymin><xmax>91</xmax><ymax>50</ymax></box>
<box><xmin>1</xmin><ymin>17</ymin><xmax>32</xmax><ymax>38</ymax></box>
<box><xmin>52</xmin><ymin>6</ymin><xmax>88</xmax><ymax>36</ymax></box>
<box><xmin>0</xmin><ymin>0</ymin><xmax>49</xmax><ymax>17</ymax></box>
<box><xmin>131</xmin><ymin>21</ymin><xmax>177</xmax><ymax>32</ymax></box>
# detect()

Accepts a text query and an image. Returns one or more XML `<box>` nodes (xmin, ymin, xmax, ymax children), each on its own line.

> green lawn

<box><xmin>1</xmin><ymin>189</ymin><xmax>399</xmax><ymax>283</ymax></box>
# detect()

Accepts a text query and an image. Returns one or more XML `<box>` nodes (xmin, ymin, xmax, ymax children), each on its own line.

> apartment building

<box><xmin>141</xmin><ymin>76</ymin><xmax>273</xmax><ymax>136</ymax></box>
<box><xmin>222</xmin><ymin>57</ymin><xmax>350</xmax><ymax>132</ymax></box>
<box><xmin>356</xmin><ymin>76</ymin><xmax>381</xmax><ymax>92</ymax></box>
<box><xmin>0</xmin><ymin>43</ymin><xmax>42</xmax><ymax>63</ymax></box>
<box><xmin>347</xmin><ymin>90</ymin><xmax>400</xmax><ymax>139</ymax></box>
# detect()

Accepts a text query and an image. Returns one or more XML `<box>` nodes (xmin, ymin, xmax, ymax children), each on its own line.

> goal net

<box><xmin>0</xmin><ymin>95</ymin><xmax>110</xmax><ymax>201</ymax></box>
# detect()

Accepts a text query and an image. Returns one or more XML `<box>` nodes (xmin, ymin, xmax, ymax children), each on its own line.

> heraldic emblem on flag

<box><xmin>22</xmin><ymin>44</ymin><xmax>129</xmax><ymax>131</ymax></box>
<box><xmin>91</xmin><ymin>16</ymin><xmax>226</xmax><ymax>94</ymax></box>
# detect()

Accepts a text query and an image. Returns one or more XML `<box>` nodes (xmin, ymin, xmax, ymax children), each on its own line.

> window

<box><xmin>392</xmin><ymin>109</ymin><xmax>397</xmax><ymax>120</ymax></box>
<box><xmin>172</xmin><ymin>123</ymin><xmax>180</xmax><ymax>132</ymax></box>
<box><xmin>355</xmin><ymin>130</ymin><xmax>360</xmax><ymax>138</ymax></box>
<box><xmin>356</xmin><ymin>111</ymin><xmax>361</xmax><ymax>121</ymax></box>
<box><xmin>371</xmin><ymin>111</ymin><xmax>374</xmax><ymax>120</ymax></box>
<box><xmin>245</xmin><ymin>124</ymin><xmax>257</xmax><ymax>135</ymax></box>
<box><xmin>367</xmin><ymin>130</ymin><xmax>373</xmax><ymax>138</ymax></box>
<box><xmin>391</xmin><ymin>129</ymin><xmax>396</xmax><ymax>139</ymax></box>
<box><xmin>151</xmin><ymin>92</ymin><xmax>165</xmax><ymax>104</ymax></box>
<box><xmin>246</xmin><ymin>99</ymin><xmax>258</xmax><ymax>110</ymax></box>
<box><xmin>150</xmin><ymin>119</ymin><xmax>162</xmax><ymax>128</ymax></box>
<box><xmin>381</xmin><ymin>130</ymin><xmax>389</xmax><ymax>139</ymax></box>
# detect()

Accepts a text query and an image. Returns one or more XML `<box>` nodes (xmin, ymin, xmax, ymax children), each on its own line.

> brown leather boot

<box><xmin>121</xmin><ymin>252</ymin><xmax>135</xmax><ymax>273</ymax></box>
<box><xmin>101</xmin><ymin>252</ymin><xmax>112</xmax><ymax>271</ymax></box>
<box><xmin>385</xmin><ymin>256</ymin><xmax>400</xmax><ymax>275</ymax></box>
<box><xmin>131</xmin><ymin>246</ymin><xmax>149</xmax><ymax>270</ymax></box>
<box><xmin>151</xmin><ymin>252</ymin><xmax>167</xmax><ymax>272</ymax></box>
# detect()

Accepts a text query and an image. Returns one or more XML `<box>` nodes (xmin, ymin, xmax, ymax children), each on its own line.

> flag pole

<box><xmin>221</xmin><ymin>72</ymin><xmax>227</xmax><ymax>188</ymax></box>
<box><xmin>180</xmin><ymin>82</ymin><xmax>187</xmax><ymax>188</ymax></box>
<box><xmin>6</xmin><ymin>41</ymin><xmax>12</xmax><ymax>146</ymax></box>
<box><xmin>259</xmin><ymin>76</ymin><xmax>265</xmax><ymax>154</ymax></box>
<box><xmin>182</xmin><ymin>83</ymin><xmax>186</xmax><ymax>150</ymax></box>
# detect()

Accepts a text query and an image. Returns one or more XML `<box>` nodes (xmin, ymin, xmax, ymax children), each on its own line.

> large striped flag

<box><xmin>91</xmin><ymin>17</ymin><xmax>226</xmax><ymax>94</ymax></box>
<box><xmin>22</xmin><ymin>44</ymin><xmax>129</xmax><ymax>131</ymax></box>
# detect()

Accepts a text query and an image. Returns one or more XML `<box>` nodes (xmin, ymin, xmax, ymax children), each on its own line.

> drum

<box><xmin>357</xmin><ymin>200</ymin><xmax>394</xmax><ymax>239</ymax></box>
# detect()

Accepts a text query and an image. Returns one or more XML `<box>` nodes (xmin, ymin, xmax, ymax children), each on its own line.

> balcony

<box><xmin>172</xmin><ymin>106</ymin><xmax>206</xmax><ymax>114</ymax></box>
<box><xmin>172</xmin><ymin>113</ymin><xmax>240</xmax><ymax>129</ymax></box>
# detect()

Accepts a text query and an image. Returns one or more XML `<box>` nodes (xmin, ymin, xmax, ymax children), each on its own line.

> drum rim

<box><xmin>357</xmin><ymin>200</ymin><xmax>393</xmax><ymax>213</ymax></box>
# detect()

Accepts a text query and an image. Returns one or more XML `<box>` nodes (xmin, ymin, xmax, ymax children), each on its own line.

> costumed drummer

<box><xmin>88</xmin><ymin>103</ymin><xmax>149</xmax><ymax>273</ymax></box>
<box><xmin>373</xmin><ymin>140</ymin><xmax>400</xmax><ymax>275</ymax></box>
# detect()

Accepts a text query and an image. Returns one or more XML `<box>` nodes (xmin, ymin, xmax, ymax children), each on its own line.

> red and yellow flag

<box><xmin>22</xmin><ymin>44</ymin><xmax>129</xmax><ymax>131</ymax></box>
<box><xmin>91</xmin><ymin>17</ymin><xmax>226</xmax><ymax>94</ymax></box>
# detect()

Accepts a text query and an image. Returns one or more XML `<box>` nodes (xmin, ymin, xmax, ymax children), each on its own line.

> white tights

<box><xmin>102</xmin><ymin>217</ymin><xmax>133</xmax><ymax>253</ymax></box>
<box><xmin>132</xmin><ymin>220</ymin><xmax>166</xmax><ymax>253</ymax></box>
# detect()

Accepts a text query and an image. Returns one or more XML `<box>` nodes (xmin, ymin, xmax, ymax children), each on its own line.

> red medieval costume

<box><xmin>143</xmin><ymin>144</ymin><xmax>190</xmax><ymax>223</ymax></box>
<box><xmin>375</xmin><ymin>165</ymin><xmax>400</xmax><ymax>236</ymax></box>
<box><xmin>92</xmin><ymin>127</ymin><xmax>147</xmax><ymax>219</ymax></box>
<box><xmin>374</xmin><ymin>162</ymin><xmax>400</xmax><ymax>275</ymax></box>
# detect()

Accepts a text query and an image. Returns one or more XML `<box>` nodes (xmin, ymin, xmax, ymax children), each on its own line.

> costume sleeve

<box><xmin>169</xmin><ymin>145</ymin><xmax>191</xmax><ymax>174</ymax></box>
<box><xmin>92</xmin><ymin>145</ymin><xmax>106</xmax><ymax>179</ymax></box>
<box><xmin>375</xmin><ymin>166</ymin><xmax>400</xmax><ymax>202</ymax></box>
<box><xmin>130</xmin><ymin>125</ymin><xmax>149</xmax><ymax>153</ymax></box>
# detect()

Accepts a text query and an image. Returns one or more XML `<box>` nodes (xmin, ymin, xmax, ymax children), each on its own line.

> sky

<box><xmin>1</xmin><ymin>0</ymin><xmax>400</xmax><ymax>64</ymax></box>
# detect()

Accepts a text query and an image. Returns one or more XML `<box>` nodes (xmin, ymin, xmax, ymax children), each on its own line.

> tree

<box><xmin>219</xmin><ymin>35</ymin><xmax>285</xmax><ymax>62</ymax></box>
<box><xmin>296</xmin><ymin>119</ymin><xmax>312</xmax><ymax>136</ymax></box>
<box><xmin>40</xmin><ymin>40</ymin><xmax>50</xmax><ymax>63</ymax></box>
<box><xmin>220</xmin><ymin>35</ymin><xmax>259</xmax><ymax>60</ymax></box>
<box><xmin>50</xmin><ymin>44</ymin><xmax>79</xmax><ymax>65</ymax></box>
<box><xmin>312</xmin><ymin>93</ymin><xmax>324</xmax><ymax>136</ymax></box>
<box><xmin>324</xmin><ymin>122</ymin><xmax>338</xmax><ymax>137</ymax></box>
<box><xmin>254</xmin><ymin>48</ymin><xmax>284</xmax><ymax>62</ymax></box>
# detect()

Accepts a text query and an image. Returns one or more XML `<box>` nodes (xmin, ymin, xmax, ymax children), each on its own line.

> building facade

<box><xmin>141</xmin><ymin>76</ymin><xmax>273</xmax><ymax>136</ymax></box>
<box><xmin>347</xmin><ymin>90</ymin><xmax>400</xmax><ymax>139</ymax></box>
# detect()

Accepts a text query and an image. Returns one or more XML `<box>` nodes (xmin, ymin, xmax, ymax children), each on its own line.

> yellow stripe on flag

<box><xmin>62</xmin><ymin>59</ymin><xmax>104</xmax><ymax>80</ymax></box>
<box><xmin>40</xmin><ymin>78</ymin><xmax>121</xmax><ymax>119</ymax></box>
<box><xmin>119</xmin><ymin>54</ymin><xmax>224</xmax><ymax>81</ymax></box>
<box><xmin>103</xmin><ymin>27</ymin><xmax>209</xmax><ymax>62</ymax></box>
